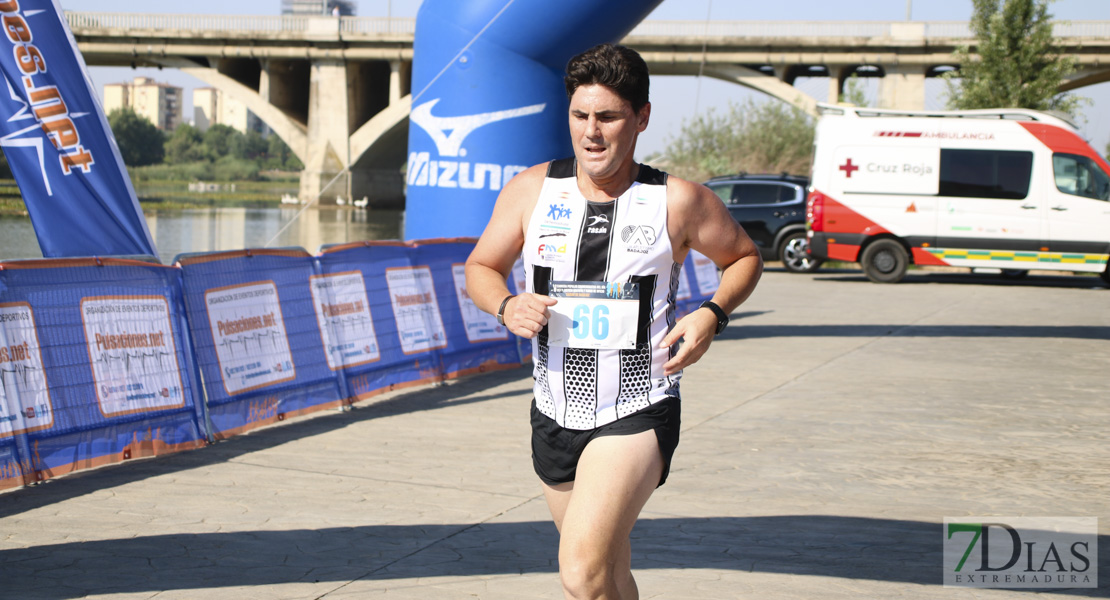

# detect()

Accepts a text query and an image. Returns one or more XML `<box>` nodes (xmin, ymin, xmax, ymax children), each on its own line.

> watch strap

<box><xmin>496</xmin><ymin>294</ymin><xmax>515</xmax><ymax>326</ymax></box>
<box><xmin>700</xmin><ymin>300</ymin><xmax>729</xmax><ymax>335</ymax></box>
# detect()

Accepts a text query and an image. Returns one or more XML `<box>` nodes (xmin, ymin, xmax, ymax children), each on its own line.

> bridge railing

<box><xmin>340</xmin><ymin>17</ymin><xmax>417</xmax><ymax>36</ymax></box>
<box><xmin>63</xmin><ymin>12</ymin><xmax>1107</xmax><ymax>40</ymax></box>
<box><xmin>64</xmin><ymin>12</ymin><xmax>417</xmax><ymax>35</ymax></box>
<box><xmin>628</xmin><ymin>21</ymin><xmax>896</xmax><ymax>38</ymax></box>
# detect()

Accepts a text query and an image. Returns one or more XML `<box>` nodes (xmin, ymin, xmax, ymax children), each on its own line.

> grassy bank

<box><xmin>0</xmin><ymin>181</ymin><xmax>22</xmax><ymax>216</ymax></box>
<box><xmin>0</xmin><ymin>171</ymin><xmax>303</xmax><ymax>215</ymax></box>
<box><xmin>132</xmin><ymin>164</ymin><xmax>300</xmax><ymax>208</ymax></box>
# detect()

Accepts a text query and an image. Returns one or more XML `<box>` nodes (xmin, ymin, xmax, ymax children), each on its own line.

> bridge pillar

<box><xmin>300</xmin><ymin>59</ymin><xmax>354</xmax><ymax>204</ymax></box>
<box><xmin>879</xmin><ymin>64</ymin><xmax>927</xmax><ymax>110</ymax></box>
<box><xmin>389</xmin><ymin>60</ymin><xmax>411</xmax><ymax>104</ymax></box>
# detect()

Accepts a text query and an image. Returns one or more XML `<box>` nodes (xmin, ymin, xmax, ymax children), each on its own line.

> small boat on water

<box><xmin>280</xmin><ymin>193</ymin><xmax>300</xmax><ymax>205</ymax></box>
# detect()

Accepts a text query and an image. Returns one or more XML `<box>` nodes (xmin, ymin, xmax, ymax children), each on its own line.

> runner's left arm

<box><xmin>660</xmin><ymin>177</ymin><xmax>763</xmax><ymax>375</ymax></box>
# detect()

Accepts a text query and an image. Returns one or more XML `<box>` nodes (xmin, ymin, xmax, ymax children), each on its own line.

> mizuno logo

<box><xmin>410</xmin><ymin>98</ymin><xmax>546</xmax><ymax>158</ymax></box>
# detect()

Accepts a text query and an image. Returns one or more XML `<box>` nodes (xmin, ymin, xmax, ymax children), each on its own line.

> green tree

<box><xmin>647</xmin><ymin>97</ymin><xmax>815</xmax><ymax>182</ymax></box>
<box><xmin>202</xmin><ymin>124</ymin><xmax>239</xmax><ymax>159</ymax></box>
<box><xmin>839</xmin><ymin>74</ymin><xmax>870</xmax><ymax>107</ymax></box>
<box><xmin>229</xmin><ymin>130</ymin><xmax>268</xmax><ymax>161</ymax></box>
<box><xmin>942</xmin><ymin>0</ymin><xmax>1083</xmax><ymax>116</ymax></box>
<box><xmin>164</xmin><ymin>124</ymin><xmax>206</xmax><ymax>163</ymax></box>
<box><xmin>107</xmin><ymin>108</ymin><xmax>165</xmax><ymax>166</ymax></box>
<box><xmin>266</xmin><ymin>135</ymin><xmax>303</xmax><ymax>171</ymax></box>
<box><xmin>0</xmin><ymin>148</ymin><xmax>12</xmax><ymax>179</ymax></box>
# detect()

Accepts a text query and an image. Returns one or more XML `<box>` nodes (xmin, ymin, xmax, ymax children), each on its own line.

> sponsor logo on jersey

<box><xmin>537</xmin><ymin>242</ymin><xmax>568</xmax><ymax>263</ymax></box>
<box><xmin>538</xmin><ymin>203</ymin><xmax>575</xmax><ymax>233</ymax></box>
<box><xmin>547</xmin><ymin>203</ymin><xmax>573</xmax><ymax>220</ymax></box>
<box><xmin>621</xmin><ymin>224</ymin><xmax>657</xmax><ymax>254</ymax></box>
<box><xmin>587</xmin><ymin>214</ymin><xmax>609</xmax><ymax>234</ymax></box>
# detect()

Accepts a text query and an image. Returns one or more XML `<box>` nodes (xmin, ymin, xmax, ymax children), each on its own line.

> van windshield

<box><xmin>1052</xmin><ymin>153</ymin><xmax>1110</xmax><ymax>201</ymax></box>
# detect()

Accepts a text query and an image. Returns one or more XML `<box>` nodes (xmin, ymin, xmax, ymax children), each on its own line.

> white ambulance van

<box><xmin>805</xmin><ymin>103</ymin><xmax>1110</xmax><ymax>285</ymax></box>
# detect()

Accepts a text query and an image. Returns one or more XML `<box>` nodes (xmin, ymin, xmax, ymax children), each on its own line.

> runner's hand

<box><xmin>659</xmin><ymin>307</ymin><xmax>718</xmax><ymax>375</ymax></box>
<box><xmin>503</xmin><ymin>293</ymin><xmax>557</xmax><ymax>339</ymax></box>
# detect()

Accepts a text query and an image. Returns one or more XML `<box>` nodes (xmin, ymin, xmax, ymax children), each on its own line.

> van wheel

<box><xmin>779</xmin><ymin>232</ymin><xmax>822</xmax><ymax>273</ymax></box>
<box><xmin>861</xmin><ymin>239</ymin><xmax>908</xmax><ymax>283</ymax></box>
<box><xmin>1000</xmin><ymin>269</ymin><xmax>1028</xmax><ymax>280</ymax></box>
<box><xmin>1101</xmin><ymin>264</ymin><xmax>1110</xmax><ymax>287</ymax></box>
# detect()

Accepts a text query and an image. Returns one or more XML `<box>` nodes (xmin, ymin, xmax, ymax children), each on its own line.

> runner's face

<box><xmin>568</xmin><ymin>84</ymin><xmax>649</xmax><ymax>181</ymax></box>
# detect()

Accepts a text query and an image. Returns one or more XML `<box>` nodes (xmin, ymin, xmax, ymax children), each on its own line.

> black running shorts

<box><xmin>530</xmin><ymin>396</ymin><xmax>681</xmax><ymax>488</ymax></box>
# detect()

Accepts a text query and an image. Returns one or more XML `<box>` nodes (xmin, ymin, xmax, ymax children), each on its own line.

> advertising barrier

<box><xmin>0</xmin><ymin>240</ymin><xmax>719</xmax><ymax>492</ymax></box>
<box><xmin>177</xmin><ymin>249</ymin><xmax>346</xmax><ymax>440</ymax></box>
<box><xmin>0</xmin><ymin>258</ymin><xmax>205</xmax><ymax>491</ymax></box>
<box><xmin>411</xmin><ymin>239</ymin><xmax>523</xmax><ymax>378</ymax></box>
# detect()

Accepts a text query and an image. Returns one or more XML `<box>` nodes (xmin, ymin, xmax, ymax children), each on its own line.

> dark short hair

<box><xmin>564</xmin><ymin>44</ymin><xmax>650</xmax><ymax>112</ymax></box>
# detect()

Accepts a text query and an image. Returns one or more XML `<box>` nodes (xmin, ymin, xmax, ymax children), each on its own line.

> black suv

<box><xmin>703</xmin><ymin>173</ymin><xmax>821</xmax><ymax>273</ymax></box>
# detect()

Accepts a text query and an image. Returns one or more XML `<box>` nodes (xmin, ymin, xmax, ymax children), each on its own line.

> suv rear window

<box><xmin>710</xmin><ymin>182</ymin><xmax>797</xmax><ymax>206</ymax></box>
<box><xmin>733</xmin><ymin>183</ymin><xmax>791</xmax><ymax>205</ymax></box>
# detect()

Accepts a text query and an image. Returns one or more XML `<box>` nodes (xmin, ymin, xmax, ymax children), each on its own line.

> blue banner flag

<box><xmin>0</xmin><ymin>0</ymin><xmax>156</xmax><ymax>258</ymax></box>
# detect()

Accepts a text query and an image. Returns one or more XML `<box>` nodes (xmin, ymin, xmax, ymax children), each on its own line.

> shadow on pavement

<box><xmin>0</xmin><ymin>365</ymin><xmax>533</xmax><ymax>518</ymax></box>
<box><xmin>720</xmin><ymin>323</ymin><xmax>1110</xmax><ymax>341</ymax></box>
<box><xmin>0</xmin><ymin>516</ymin><xmax>1104</xmax><ymax>597</ymax></box>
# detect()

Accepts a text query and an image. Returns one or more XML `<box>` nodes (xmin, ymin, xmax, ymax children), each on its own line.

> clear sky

<box><xmin>58</xmin><ymin>0</ymin><xmax>1110</xmax><ymax>158</ymax></box>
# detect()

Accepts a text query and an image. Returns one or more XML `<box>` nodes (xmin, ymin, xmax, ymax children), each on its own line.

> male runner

<box><xmin>465</xmin><ymin>43</ymin><xmax>762</xmax><ymax>599</ymax></box>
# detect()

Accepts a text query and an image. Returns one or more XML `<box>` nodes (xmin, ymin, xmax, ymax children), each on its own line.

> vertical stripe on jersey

<box><xmin>664</xmin><ymin>261</ymin><xmax>682</xmax><ymax>397</ymax></box>
<box><xmin>561</xmin><ymin>199</ymin><xmax>618</xmax><ymax>429</ymax></box>
<box><xmin>532</xmin><ymin>265</ymin><xmax>557</xmax><ymax>416</ymax></box>
<box><xmin>616</xmin><ymin>273</ymin><xmax>658</xmax><ymax>418</ymax></box>
<box><xmin>574</xmin><ymin>200</ymin><xmax>617</xmax><ymax>282</ymax></box>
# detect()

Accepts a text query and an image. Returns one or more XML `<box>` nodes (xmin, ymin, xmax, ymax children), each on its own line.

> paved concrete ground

<box><xmin>1</xmin><ymin>268</ymin><xmax>1108</xmax><ymax>599</ymax></box>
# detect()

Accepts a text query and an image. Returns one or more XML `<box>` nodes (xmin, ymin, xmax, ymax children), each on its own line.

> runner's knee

<box><xmin>558</xmin><ymin>548</ymin><xmax>614</xmax><ymax>599</ymax></box>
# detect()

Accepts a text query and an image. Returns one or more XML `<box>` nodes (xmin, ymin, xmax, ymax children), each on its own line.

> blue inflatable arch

<box><xmin>404</xmin><ymin>0</ymin><xmax>664</xmax><ymax>240</ymax></box>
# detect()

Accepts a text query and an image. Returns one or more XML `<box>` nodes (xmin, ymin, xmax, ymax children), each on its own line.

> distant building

<box><xmin>281</xmin><ymin>0</ymin><xmax>355</xmax><ymax>16</ymax></box>
<box><xmin>193</xmin><ymin>87</ymin><xmax>264</xmax><ymax>135</ymax></box>
<box><xmin>103</xmin><ymin>77</ymin><xmax>183</xmax><ymax>131</ymax></box>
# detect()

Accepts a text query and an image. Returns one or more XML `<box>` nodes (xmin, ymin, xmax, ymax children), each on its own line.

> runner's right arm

<box><xmin>465</xmin><ymin>164</ymin><xmax>556</xmax><ymax>339</ymax></box>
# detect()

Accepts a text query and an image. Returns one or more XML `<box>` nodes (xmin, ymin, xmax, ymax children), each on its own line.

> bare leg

<box><xmin>541</xmin><ymin>430</ymin><xmax>663</xmax><ymax>600</ymax></box>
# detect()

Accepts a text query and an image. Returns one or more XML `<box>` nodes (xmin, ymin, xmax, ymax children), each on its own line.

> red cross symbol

<box><xmin>839</xmin><ymin>158</ymin><xmax>859</xmax><ymax>178</ymax></box>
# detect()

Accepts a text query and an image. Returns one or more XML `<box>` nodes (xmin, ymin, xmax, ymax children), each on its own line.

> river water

<box><xmin>0</xmin><ymin>206</ymin><xmax>404</xmax><ymax>264</ymax></box>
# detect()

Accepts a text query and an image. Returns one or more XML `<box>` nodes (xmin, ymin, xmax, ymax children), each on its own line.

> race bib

<box><xmin>547</xmin><ymin>281</ymin><xmax>639</xmax><ymax>350</ymax></box>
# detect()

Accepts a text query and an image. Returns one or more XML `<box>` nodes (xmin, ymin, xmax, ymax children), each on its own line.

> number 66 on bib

<box><xmin>546</xmin><ymin>281</ymin><xmax>639</xmax><ymax>350</ymax></box>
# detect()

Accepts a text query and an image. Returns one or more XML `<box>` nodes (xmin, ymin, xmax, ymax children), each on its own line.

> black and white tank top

<box><xmin>523</xmin><ymin>158</ymin><xmax>683</xmax><ymax>430</ymax></box>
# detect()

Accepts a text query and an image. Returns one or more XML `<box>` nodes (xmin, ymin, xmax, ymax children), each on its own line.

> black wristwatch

<box><xmin>496</xmin><ymin>294</ymin><xmax>515</xmax><ymax>326</ymax></box>
<box><xmin>700</xmin><ymin>301</ymin><xmax>729</xmax><ymax>335</ymax></box>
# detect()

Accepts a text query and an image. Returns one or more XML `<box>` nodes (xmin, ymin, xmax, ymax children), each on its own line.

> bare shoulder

<box><xmin>469</xmin><ymin>162</ymin><xmax>549</xmax><ymax>274</ymax></box>
<box><xmin>665</xmin><ymin>174</ymin><xmax>731</xmax><ymax>247</ymax></box>
<box><xmin>503</xmin><ymin>163</ymin><xmax>548</xmax><ymax>198</ymax></box>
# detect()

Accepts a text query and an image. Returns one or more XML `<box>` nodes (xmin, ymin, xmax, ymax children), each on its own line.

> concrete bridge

<box><xmin>65</xmin><ymin>12</ymin><xmax>1110</xmax><ymax>204</ymax></box>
